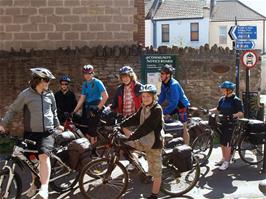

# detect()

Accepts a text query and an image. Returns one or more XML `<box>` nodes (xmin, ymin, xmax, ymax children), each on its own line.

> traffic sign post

<box><xmin>229</xmin><ymin>25</ymin><xmax>257</xmax><ymax>40</ymax></box>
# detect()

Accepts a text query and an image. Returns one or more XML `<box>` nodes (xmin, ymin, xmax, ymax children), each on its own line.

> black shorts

<box><xmin>24</xmin><ymin>132</ymin><xmax>55</xmax><ymax>156</ymax></box>
<box><xmin>219</xmin><ymin>124</ymin><xmax>235</xmax><ymax>147</ymax></box>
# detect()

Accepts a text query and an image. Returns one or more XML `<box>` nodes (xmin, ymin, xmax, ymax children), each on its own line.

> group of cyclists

<box><xmin>0</xmin><ymin>62</ymin><xmax>244</xmax><ymax>199</ymax></box>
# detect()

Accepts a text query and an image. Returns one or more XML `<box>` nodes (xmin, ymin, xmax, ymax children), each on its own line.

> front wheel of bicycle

<box><xmin>238</xmin><ymin>134</ymin><xmax>264</xmax><ymax>165</ymax></box>
<box><xmin>49</xmin><ymin>158</ymin><xmax>79</xmax><ymax>193</ymax></box>
<box><xmin>79</xmin><ymin>158</ymin><xmax>128</xmax><ymax>199</ymax></box>
<box><xmin>191</xmin><ymin>131</ymin><xmax>213</xmax><ymax>166</ymax></box>
<box><xmin>0</xmin><ymin>169</ymin><xmax>22</xmax><ymax>199</ymax></box>
<box><xmin>160</xmin><ymin>156</ymin><xmax>200</xmax><ymax>197</ymax></box>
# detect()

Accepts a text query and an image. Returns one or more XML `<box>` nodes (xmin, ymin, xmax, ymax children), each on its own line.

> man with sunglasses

<box><xmin>158</xmin><ymin>64</ymin><xmax>190</xmax><ymax>144</ymax></box>
<box><xmin>55</xmin><ymin>75</ymin><xmax>77</xmax><ymax>124</ymax></box>
<box><xmin>0</xmin><ymin>67</ymin><xmax>64</xmax><ymax>199</ymax></box>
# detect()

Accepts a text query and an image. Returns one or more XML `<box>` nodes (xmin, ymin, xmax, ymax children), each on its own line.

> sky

<box><xmin>239</xmin><ymin>0</ymin><xmax>266</xmax><ymax>17</ymax></box>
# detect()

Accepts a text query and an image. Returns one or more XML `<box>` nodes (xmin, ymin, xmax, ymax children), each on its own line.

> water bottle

<box><xmin>29</xmin><ymin>154</ymin><xmax>39</xmax><ymax>168</ymax></box>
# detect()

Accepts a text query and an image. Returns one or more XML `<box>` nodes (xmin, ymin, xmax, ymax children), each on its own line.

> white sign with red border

<box><xmin>241</xmin><ymin>50</ymin><xmax>258</xmax><ymax>69</ymax></box>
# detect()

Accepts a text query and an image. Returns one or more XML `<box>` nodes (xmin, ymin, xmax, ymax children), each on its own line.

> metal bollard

<box><xmin>259</xmin><ymin>141</ymin><xmax>266</xmax><ymax>193</ymax></box>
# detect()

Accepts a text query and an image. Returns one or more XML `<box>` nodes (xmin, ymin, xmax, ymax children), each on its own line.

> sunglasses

<box><xmin>84</xmin><ymin>72</ymin><xmax>93</xmax><ymax>75</ymax></box>
<box><xmin>61</xmin><ymin>83</ymin><xmax>69</xmax><ymax>86</ymax></box>
<box><xmin>160</xmin><ymin>72</ymin><xmax>167</xmax><ymax>75</ymax></box>
<box><xmin>42</xmin><ymin>78</ymin><xmax>50</xmax><ymax>83</ymax></box>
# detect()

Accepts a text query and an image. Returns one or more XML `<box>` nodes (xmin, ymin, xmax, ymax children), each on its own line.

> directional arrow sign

<box><xmin>229</xmin><ymin>26</ymin><xmax>257</xmax><ymax>40</ymax></box>
<box><xmin>236</xmin><ymin>40</ymin><xmax>255</xmax><ymax>50</ymax></box>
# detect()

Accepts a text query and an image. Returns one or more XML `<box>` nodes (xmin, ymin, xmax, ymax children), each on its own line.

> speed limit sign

<box><xmin>241</xmin><ymin>50</ymin><xmax>258</xmax><ymax>69</ymax></box>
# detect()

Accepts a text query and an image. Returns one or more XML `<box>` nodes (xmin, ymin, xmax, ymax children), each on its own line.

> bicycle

<box><xmin>0</xmin><ymin>132</ymin><xmax>79</xmax><ymax>199</ymax></box>
<box><xmin>78</xmin><ymin>126</ymin><xmax>200</xmax><ymax>199</ymax></box>
<box><xmin>190</xmin><ymin>108</ymin><xmax>265</xmax><ymax>166</ymax></box>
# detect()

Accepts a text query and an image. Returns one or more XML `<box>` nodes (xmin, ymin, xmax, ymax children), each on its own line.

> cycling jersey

<box><xmin>1</xmin><ymin>87</ymin><xmax>60</xmax><ymax>132</ymax></box>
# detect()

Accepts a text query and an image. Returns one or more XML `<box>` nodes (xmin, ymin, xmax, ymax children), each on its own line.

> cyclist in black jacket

<box><xmin>55</xmin><ymin>75</ymin><xmax>77</xmax><ymax>124</ymax></box>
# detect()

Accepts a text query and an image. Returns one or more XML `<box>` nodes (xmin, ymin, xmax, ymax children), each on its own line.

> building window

<box><xmin>162</xmin><ymin>24</ymin><xmax>169</xmax><ymax>42</ymax></box>
<box><xmin>219</xmin><ymin>26</ymin><xmax>227</xmax><ymax>44</ymax></box>
<box><xmin>191</xmin><ymin>23</ymin><xmax>199</xmax><ymax>41</ymax></box>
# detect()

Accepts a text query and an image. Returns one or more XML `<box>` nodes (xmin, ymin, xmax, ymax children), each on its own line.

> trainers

<box><xmin>147</xmin><ymin>194</ymin><xmax>158</xmax><ymax>199</ymax></box>
<box><xmin>26</xmin><ymin>183</ymin><xmax>37</xmax><ymax>198</ymax></box>
<box><xmin>35</xmin><ymin>189</ymin><xmax>48</xmax><ymax>199</ymax></box>
<box><xmin>126</xmin><ymin>163</ymin><xmax>136</xmax><ymax>171</ymax></box>
<box><xmin>219</xmin><ymin>161</ymin><xmax>229</xmax><ymax>170</ymax></box>
<box><xmin>215</xmin><ymin>159</ymin><xmax>225</xmax><ymax>166</ymax></box>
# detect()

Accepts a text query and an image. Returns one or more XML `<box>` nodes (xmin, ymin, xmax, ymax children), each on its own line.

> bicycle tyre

<box><xmin>79</xmin><ymin>158</ymin><xmax>128</xmax><ymax>199</ymax></box>
<box><xmin>0</xmin><ymin>169</ymin><xmax>22</xmax><ymax>199</ymax></box>
<box><xmin>160</xmin><ymin>156</ymin><xmax>200</xmax><ymax>197</ymax></box>
<box><xmin>49</xmin><ymin>158</ymin><xmax>79</xmax><ymax>193</ymax></box>
<box><xmin>238</xmin><ymin>134</ymin><xmax>264</xmax><ymax>165</ymax></box>
<box><xmin>191</xmin><ymin>131</ymin><xmax>213</xmax><ymax>166</ymax></box>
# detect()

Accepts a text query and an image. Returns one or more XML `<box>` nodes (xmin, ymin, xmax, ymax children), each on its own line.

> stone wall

<box><xmin>0</xmin><ymin>0</ymin><xmax>144</xmax><ymax>51</ymax></box>
<box><xmin>0</xmin><ymin>44</ymin><xmax>262</xmax><ymax>134</ymax></box>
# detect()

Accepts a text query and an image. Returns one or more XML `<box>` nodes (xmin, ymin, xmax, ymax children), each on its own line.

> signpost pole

<box><xmin>234</xmin><ymin>17</ymin><xmax>240</xmax><ymax>97</ymax></box>
<box><xmin>245</xmin><ymin>68</ymin><xmax>250</xmax><ymax>118</ymax></box>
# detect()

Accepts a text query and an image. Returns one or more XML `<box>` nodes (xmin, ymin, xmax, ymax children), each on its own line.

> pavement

<box><xmin>1</xmin><ymin>145</ymin><xmax>266</xmax><ymax>199</ymax></box>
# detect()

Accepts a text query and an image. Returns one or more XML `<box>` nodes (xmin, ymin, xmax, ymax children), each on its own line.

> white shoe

<box><xmin>126</xmin><ymin>163</ymin><xmax>136</xmax><ymax>171</ymax></box>
<box><xmin>35</xmin><ymin>189</ymin><xmax>48</xmax><ymax>199</ymax></box>
<box><xmin>26</xmin><ymin>184</ymin><xmax>37</xmax><ymax>198</ymax></box>
<box><xmin>219</xmin><ymin>161</ymin><xmax>229</xmax><ymax>170</ymax></box>
<box><xmin>215</xmin><ymin>159</ymin><xmax>225</xmax><ymax>166</ymax></box>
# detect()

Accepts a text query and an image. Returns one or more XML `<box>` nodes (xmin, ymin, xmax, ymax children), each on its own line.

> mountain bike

<box><xmin>79</xmin><ymin>127</ymin><xmax>200</xmax><ymax>199</ymax></box>
<box><xmin>0</xmin><ymin>133</ymin><xmax>79</xmax><ymax>199</ymax></box>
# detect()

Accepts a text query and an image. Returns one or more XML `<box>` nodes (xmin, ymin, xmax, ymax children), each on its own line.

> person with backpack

<box><xmin>158</xmin><ymin>64</ymin><xmax>190</xmax><ymax>144</ymax></box>
<box><xmin>209</xmin><ymin>81</ymin><xmax>244</xmax><ymax>170</ymax></box>
<box><xmin>73</xmin><ymin>64</ymin><xmax>108</xmax><ymax>144</ymax></box>
<box><xmin>119</xmin><ymin>84</ymin><xmax>164</xmax><ymax>199</ymax></box>
<box><xmin>55</xmin><ymin>75</ymin><xmax>77</xmax><ymax>124</ymax></box>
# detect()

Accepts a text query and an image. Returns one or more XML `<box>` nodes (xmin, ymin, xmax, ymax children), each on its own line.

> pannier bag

<box><xmin>248</xmin><ymin>132</ymin><xmax>266</xmax><ymax>145</ymax></box>
<box><xmin>164</xmin><ymin>137</ymin><xmax>184</xmax><ymax>149</ymax></box>
<box><xmin>68</xmin><ymin>138</ymin><xmax>92</xmax><ymax>170</ymax></box>
<box><xmin>171</xmin><ymin>144</ymin><xmax>193</xmax><ymax>172</ymax></box>
<box><xmin>55</xmin><ymin>130</ymin><xmax>76</xmax><ymax>146</ymax></box>
<box><xmin>164</xmin><ymin>121</ymin><xmax>184</xmax><ymax>138</ymax></box>
<box><xmin>246</xmin><ymin>119</ymin><xmax>266</xmax><ymax>133</ymax></box>
<box><xmin>188</xmin><ymin>123</ymin><xmax>205</xmax><ymax>144</ymax></box>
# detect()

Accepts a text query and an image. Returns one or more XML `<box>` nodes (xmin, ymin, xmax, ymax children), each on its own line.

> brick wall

<box><xmin>0</xmin><ymin>44</ymin><xmax>261</xmax><ymax>134</ymax></box>
<box><xmin>0</xmin><ymin>0</ymin><xmax>144</xmax><ymax>51</ymax></box>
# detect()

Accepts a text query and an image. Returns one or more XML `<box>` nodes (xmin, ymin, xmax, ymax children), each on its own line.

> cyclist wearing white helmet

<box><xmin>209</xmin><ymin>80</ymin><xmax>244</xmax><ymax>170</ymax></box>
<box><xmin>0</xmin><ymin>67</ymin><xmax>64</xmax><ymax>199</ymax></box>
<box><xmin>111</xmin><ymin>65</ymin><xmax>143</xmax><ymax>117</ymax></box>
<box><xmin>73</xmin><ymin>64</ymin><xmax>108</xmax><ymax>144</ymax></box>
<box><xmin>120</xmin><ymin>84</ymin><xmax>164</xmax><ymax>199</ymax></box>
<box><xmin>55</xmin><ymin>75</ymin><xmax>77</xmax><ymax>124</ymax></box>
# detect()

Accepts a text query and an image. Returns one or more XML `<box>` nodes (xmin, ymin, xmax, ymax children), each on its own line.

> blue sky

<box><xmin>239</xmin><ymin>0</ymin><xmax>266</xmax><ymax>17</ymax></box>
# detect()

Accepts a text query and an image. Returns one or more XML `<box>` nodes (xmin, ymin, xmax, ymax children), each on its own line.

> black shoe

<box><xmin>146</xmin><ymin>194</ymin><xmax>158</xmax><ymax>199</ymax></box>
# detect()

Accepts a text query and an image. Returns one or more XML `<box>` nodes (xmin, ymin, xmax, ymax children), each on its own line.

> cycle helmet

<box><xmin>30</xmin><ymin>67</ymin><xmax>55</xmax><ymax>79</ymax></box>
<box><xmin>160</xmin><ymin>64</ymin><xmax>175</xmax><ymax>75</ymax></box>
<box><xmin>139</xmin><ymin>84</ymin><xmax>157</xmax><ymax>94</ymax></box>
<box><xmin>59</xmin><ymin>75</ymin><xmax>71</xmax><ymax>83</ymax></box>
<box><xmin>83</xmin><ymin>64</ymin><xmax>94</xmax><ymax>73</ymax></box>
<box><xmin>119</xmin><ymin>66</ymin><xmax>133</xmax><ymax>75</ymax></box>
<box><xmin>219</xmin><ymin>81</ymin><xmax>236</xmax><ymax>90</ymax></box>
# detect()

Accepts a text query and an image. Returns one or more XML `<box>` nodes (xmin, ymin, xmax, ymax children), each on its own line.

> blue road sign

<box><xmin>236</xmin><ymin>40</ymin><xmax>255</xmax><ymax>50</ymax></box>
<box><xmin>229</xmin><ymin>26</ymin><xmax>257</xmax><ymax>40</ymax></box>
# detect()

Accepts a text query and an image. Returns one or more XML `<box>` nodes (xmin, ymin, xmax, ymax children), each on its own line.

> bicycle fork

<box><xmin>0</xmin><ymin>161</ymin><xmax>15</xmax><ymax>199</ymax></box>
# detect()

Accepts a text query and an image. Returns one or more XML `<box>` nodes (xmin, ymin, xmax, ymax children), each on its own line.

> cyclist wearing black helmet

<box><xmin>0</xmin><ymin>67</ymin><xmax>64</xmax><ymax>199</ymax></box>
<box><xmin>210</xmin><ymin>81</ymin><xmax>244</xmax><ymax>170</ymax></box>
<box><xmin>111</xmin><ymin>65</ymin><xmax>142</xmax><ymax>117</ymax></box>
<box><xmin>55</xmin><ymin>75</ymin><xmax>77</xmax><ymax>124</ymax></box>
<box><xmin>120</xmin><ymin>84</ymin><xmax>164</xmax><ymax>199</ymax></box>
<box><xmin>158</xmin><ymin>64</ymin><xmax>190</xmax><ymax>144</ymax></box>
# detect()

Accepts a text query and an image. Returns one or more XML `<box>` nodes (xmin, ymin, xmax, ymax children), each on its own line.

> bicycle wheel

<box><xmin>79</xmin><ymin>158</ymin><xmax>128</xmax><ymax>199</ymax></box>
<box><xmin>0</xmin><ymin>169</ymin><xmax>22</xmax><ymax>199</ymax></box>
<box><xmin>49</xmin><ymin>158</ymin><xmax>79</xmax><ymax>192</ymax></box>
<box><xmin>160</xmin><ymin>156</ymin><xmax>200</xmax><ymax>197</ymax></box>
<box><xmin>238</xmin><ymin>134</ymin><xmax>264</xmax><ymax>165</ymax></box>
<box><xmin>191</xmin><ymin>131</ymin><xmax>213</xmax><ymax>166</ymax></box>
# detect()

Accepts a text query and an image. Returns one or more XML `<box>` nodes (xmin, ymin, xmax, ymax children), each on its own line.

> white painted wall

<box><xmin>154</xmin><ymin>18</ymin><xmax>209</xmax><ymax>48</ymax></box>
<box><xmin>209</xmin><ymin>20</ymin><xmax>265</xmax><ymax>53</ymax></box>
<box><xmin>145</xmin><ymin>20</ymin><xmax>153</xmax><ymax>47</ymax></box>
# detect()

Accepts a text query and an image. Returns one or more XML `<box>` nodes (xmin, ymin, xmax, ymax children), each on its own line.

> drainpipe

<box><xmin>263</xmin><ymin>19</ymin><xmax>265</xmax><ymax>54</ymax></box>
<box><xmin>152</xmin><ymin>20</ymin><xmax>157</xmax><ymax>48</ymax></box>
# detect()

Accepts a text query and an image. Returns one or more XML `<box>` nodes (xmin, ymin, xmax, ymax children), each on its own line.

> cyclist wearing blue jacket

<box><xmin>158</xmin><ymin>64</ymin><xmax>190</xmax><ymax>144</ymax></box>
